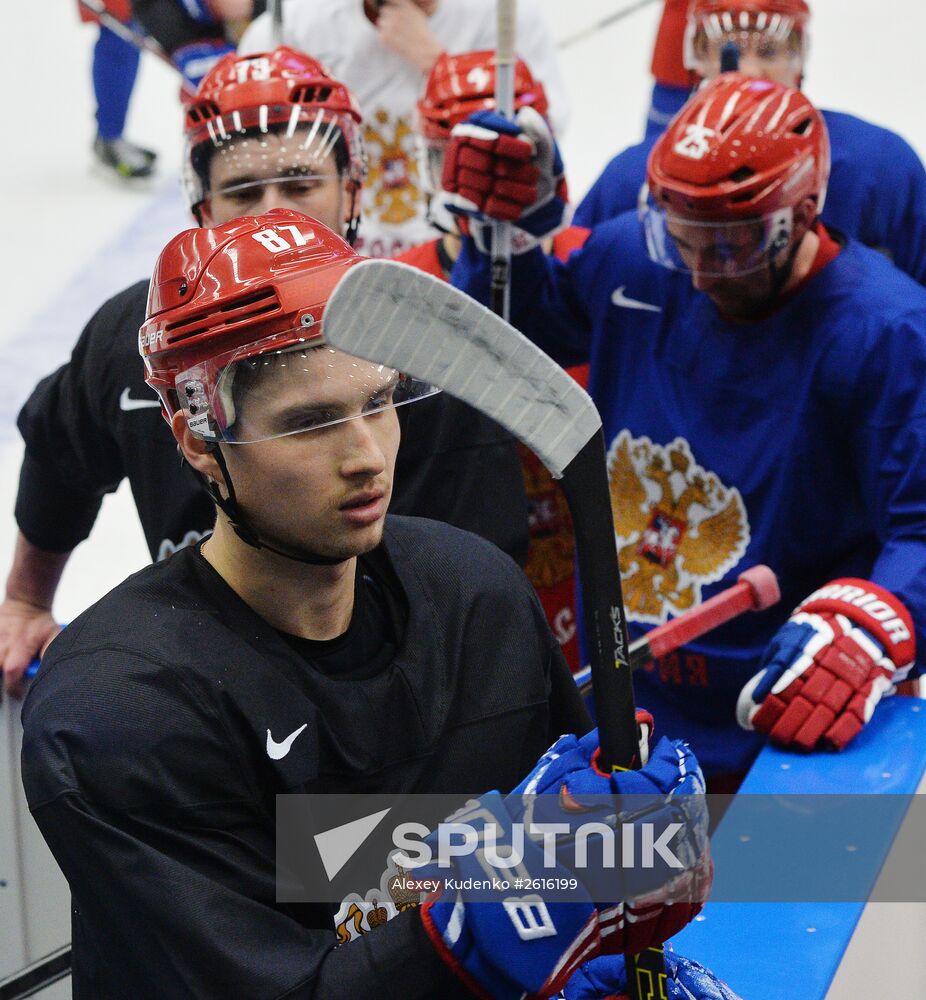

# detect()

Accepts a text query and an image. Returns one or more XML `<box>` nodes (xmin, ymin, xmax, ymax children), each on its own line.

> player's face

<box><xmin>698</xmin><ymin>31</ymin><xmax>802</xmax><ymax>87</ymax></box>
<box><xmin>201</xmin><ymin>131</ymin><xmax>352</xmax><ymax>232</ymax></box>
<box><xmin>667</xmin><ymin>217</ymin><xmax>781</xmax><ymax>317</ymax></box>
<box><xmin>219</xmin><ymin>348</ymin><xmax>401</xmax><ymax>561</ymax></box>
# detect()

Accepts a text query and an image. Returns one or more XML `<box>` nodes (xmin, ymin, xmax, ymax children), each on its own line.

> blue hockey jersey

<box><xmin>452</xmin><ymin>216</ymin><xmax>926</xmax><ymax>775</ymax></box>
<box><xmin>575</xmin><ymin>106</ymin><xmax>926</xmax><ymax>286</ymax></box>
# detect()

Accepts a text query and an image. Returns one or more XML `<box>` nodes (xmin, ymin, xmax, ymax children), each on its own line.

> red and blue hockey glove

<box><xmin>174</xmin><ymin>38</ymin><xmax>235</xmax><ymax>89</ymax></box>
<box><xmin>738</xmin><ymin>579</ymin><xmax>916</xmax><ymax>751</ymax></box>
<box><xmin>441</xmin><ymin>106</ymin><xmax>568</xmax><ymax>248</ymax></box>
<box><xmin>419</xmin><ymin>715</ymin><xmax>712</xmax><ymax>1000</ymax></box>
<box><xmin>565</xmin><ymin>950</ymin><xmax>743</xmax><ymax>999</ymax></box>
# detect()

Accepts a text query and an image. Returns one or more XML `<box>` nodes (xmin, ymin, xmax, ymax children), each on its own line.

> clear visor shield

<box><xmin>686</xmin><ymin>12</ymin><xmax>805</xmax><ymax>82</ymax></box>
<box><xmin>416</xmin><ymin>137</ymin><xmax>458</xmax><ymax>234</ymax></box>
<box><xmin>640</xmin><ymin>192</ymin><xmax>794</xmax><ymax>277</ymax></box>
<box><xmin>176</xmin><ymin>339</ymin><xmax>439</xmax><ymax>444</ymax></box>
<box><xmin>185</xmin><ymin>105</ymin><xmax>365</xmax><ymax>213</ymax></box>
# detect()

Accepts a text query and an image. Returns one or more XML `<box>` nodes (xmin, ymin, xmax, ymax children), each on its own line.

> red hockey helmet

<box><xmin>416</xmin><ymin>50</ymin><xmax>549</xmax><ymax>142</ymax></box>
<box><xmin>641</xmin><ymin>73</ymin><xmax>829</xmax><ymax>275</ymax></box>
<box><xmin>183</xmin><ymin>47</ymin><xmax>367</xmax><ymax>229</ymax></box>
<box><xmin>141</xmin><ymin>209</ymin><xmax>436</xmax><ymax>443</ymax></box>
<box><xmin>685</xmin><ymin>0</ymin><xmax>810</xmax><ymax>85</ymax></box>
<box><xmin>416</xmin><ymin>50</ymin><xmax>550</xmax><ymax>214</ymax></box>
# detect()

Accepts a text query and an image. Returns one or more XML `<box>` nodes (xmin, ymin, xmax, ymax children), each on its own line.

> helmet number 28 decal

<box><xmin>252</xmin><ymin>225</ymin><xmax>313</xmax><ymax>252</ymax></box>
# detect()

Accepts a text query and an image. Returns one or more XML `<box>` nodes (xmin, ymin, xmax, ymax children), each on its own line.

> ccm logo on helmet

<box><xmin>800</xmin><ymin>582</ymin><xmax>912</xmax><ymax>646</ymax></box>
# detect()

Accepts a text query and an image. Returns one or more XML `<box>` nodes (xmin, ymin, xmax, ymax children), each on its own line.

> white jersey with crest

<box><xmin>239</xmin><ymin>0</ymin><xmax>569</xmax><ymax>258</ymax></box>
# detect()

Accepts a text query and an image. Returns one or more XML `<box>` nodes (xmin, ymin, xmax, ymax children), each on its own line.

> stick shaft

<box><xmin>557</xmin><ymin>0</ymin><xmax>661</xmax><ymax>50</ymax></box>
<box><xmin>574</xmin><ymin>570</ymin><xmax>778</xmax><ymax>697</ymax></box>
<box><xmin>77</xmin><ymin>0</ymin><xmax>197</xmax><ymax>95</ymax></box>
<box><xmin>490</xmin><ymin>0</ymin><xmax>517</xmax><ymax>319</ymax></box>
<box><xmin>558</xmin><ymin>431</ymin><xmax>638</xmax><ymax>768</ymax></box>
<box><xmin>269</xmin><ymin>0</ymin><xmax>284</xmax><ymax>46</ymax></box>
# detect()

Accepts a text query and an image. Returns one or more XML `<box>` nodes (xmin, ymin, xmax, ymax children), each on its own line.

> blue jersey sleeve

<box><xmin>573</xmin><ymin>138</ymin><xmax>656</xmax><ymax>229</ymax></box>
<box><xmin>822</xmin><ymin>111</ymin><xmax>926</xmax><ymax>286</ymax></box>
<box><xmin>845</xmin><ymin>310</ymin><xmax>926</xmax><ymax>663</ymax></box>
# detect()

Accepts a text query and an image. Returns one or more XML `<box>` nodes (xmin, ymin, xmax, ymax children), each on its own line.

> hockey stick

<box><xmin>557</xmin><ymin>0</ymin><xmax>661</xmax><ymax>51</ymax></box>
<box><xmin>573</xmin><ymin>564</ymin><xmax>780</xmax><ymax>697</ymax></box>
<box><xmin>269</xmin><ymin>0</ymin><xmax>284</xmax><ymax>46</ymax></box>
<box><xmin>491</xmin><ymin>0</ymin><xmax>516</xmax><ymax>319</ymax></box>
<box><xmin>77</xmin><ymin>0</ymin><xmax>198</xmax><ymax>96</ymax></box>
<box><xmin>0</xmin><ymin>945</ymin><xmax>70</xmax><ymax>1000</ymax></box>
<box><xmin>324</xmin><ymin>258</ymin><xmax>668</xmax><ymax>994</ymax></box>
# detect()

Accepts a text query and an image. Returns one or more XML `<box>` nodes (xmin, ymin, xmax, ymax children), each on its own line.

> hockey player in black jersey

<box><xmin>1</xmin><ymin>46</ymin><xmax>527</xmax><ymax>698</ymax></box>
<box><xmin>21</xmin><ymin>211</ymin><xmax>714</xmax><ymax>999</ymax></box>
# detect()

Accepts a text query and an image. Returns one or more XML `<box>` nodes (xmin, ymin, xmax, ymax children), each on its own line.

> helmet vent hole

<box><xmin>730</xmin><ymin>167</ymin><xmax>755</xmax><ymax>183</ymax></box>
<box><xmin>187</xmin><ymin>101</ymin><xmax>221</xmax><ymax>125</ymax></box>
<box><xmin>164</xmin><ymin>288</ymin><xmax>281</xmax><ymax>344</ymax></box>
<box><xmin>792</xmin><ymin>117</ymin><xmax>812</xmax><ymax>135</ymax></box>
<box><xmin>291</xmin><ymin>85</ymin><xmax>332</xmax><ymax>104</ymax></box>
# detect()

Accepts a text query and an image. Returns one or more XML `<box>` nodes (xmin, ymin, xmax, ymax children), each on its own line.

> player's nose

<box><xmin>339</xmin><ymin>416</ymin><xmax>388</xmax><ymax>479</ymax></box>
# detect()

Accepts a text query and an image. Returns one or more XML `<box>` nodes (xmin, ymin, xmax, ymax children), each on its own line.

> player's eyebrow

<box><xmin>216</xmin><ymin>166</ymin><xmax>324</xmax><ymax>193</ymax></box>
<box><xmin>273</xmin><ymin>371</ymin><xmax>400</xmax><ymax>422</ymax></box>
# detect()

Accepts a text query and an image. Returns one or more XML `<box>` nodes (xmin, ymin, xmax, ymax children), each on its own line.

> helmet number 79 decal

<box><xmin>252</xmin><ymin>225</ymin><xmax>312</xmax><ymax>252</ymax></box>
<box><xmin>673</xmin><ymin>124</ymin><xmax>716</xmax><ymax>160</ymax></box>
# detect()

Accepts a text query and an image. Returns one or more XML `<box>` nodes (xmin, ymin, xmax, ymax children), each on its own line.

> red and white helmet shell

<box><xmin>685</xmin><ymin>0</ymin><xmax>810</xmax><ymax>75</ymax></box>
<box><xmin>140</xmin><ymin>209</ymin><xmax>361</xmax><ymax>419</ymax></box>
<box><xmin>416</xmin><ymin>50</ymin><xmax>550</xmax><ymax>141</ymax></box>
<box><xmin>646</xmin><ymin>73</ymin><xmax>829</xmax><ymax>221</ymax></box>
<box><xmin>183</xmin><ymin>47</ymin><xmax>366</xmax><ymax>215</ymax></box>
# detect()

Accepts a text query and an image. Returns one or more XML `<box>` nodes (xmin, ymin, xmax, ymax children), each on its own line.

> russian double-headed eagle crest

<box><xmin>608</xmin><ymin>430</ymin><xmax>750</xmax><ymax>624</ymax></box>
<box><xmin>363</xmin><ymin>110</ymin><xmax>421</xmax><ymax>225</ymax></box>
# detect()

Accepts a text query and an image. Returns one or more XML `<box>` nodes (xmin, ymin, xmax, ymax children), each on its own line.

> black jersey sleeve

<box><xmin>21</xmin><ymin>648</ymin><xmax>471</xmax><ymax>1000</ymax></box>
<box><xmin>548</xmin><ymin>643</ymin><xmax>593</xmax><ymax>741</ymax></box>
<box><xmin>15</xmin><ymin>282</ymin><xmax>148</xmax><ymax>552</ymax></box>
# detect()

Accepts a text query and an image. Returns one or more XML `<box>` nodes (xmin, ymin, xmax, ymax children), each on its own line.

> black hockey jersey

<box><xmin>21</xmin><ymin>516</ymin><xmax>588</xmax><ymax>999</ymax></box>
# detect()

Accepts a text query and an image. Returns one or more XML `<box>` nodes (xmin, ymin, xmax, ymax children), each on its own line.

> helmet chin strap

<box><xmin>345</xmin><ymin>188</ymin><xmax>361</xmax><ymax>247</ymax></box>
<box><xmin>204</xmin><ymin>444</ymin><xmax>346</xmax><ymax>567</ymax></box>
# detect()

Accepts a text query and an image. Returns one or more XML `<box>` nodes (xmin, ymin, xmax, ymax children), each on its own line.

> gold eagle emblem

<box><xmin>363</xmin><ymin>110</ymin><xmax>421</xmax><ymax>225</ymax></box>
<box><xmin>608</xmin><ymin>430</ymin><xmax>750</xmax><ymax>624</ymax></box>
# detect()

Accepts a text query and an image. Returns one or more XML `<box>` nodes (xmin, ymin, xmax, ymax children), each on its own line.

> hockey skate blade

<box><xmin>325</xmin><ymin>259</ymin><xmax>601</xmax><ymax>478</ymax></box>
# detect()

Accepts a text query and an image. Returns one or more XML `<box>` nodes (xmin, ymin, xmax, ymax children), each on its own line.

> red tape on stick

<box><xmin>644</xmin><ymin>565</ymin><xmax>780</xmax><ymax>660</ymax></box>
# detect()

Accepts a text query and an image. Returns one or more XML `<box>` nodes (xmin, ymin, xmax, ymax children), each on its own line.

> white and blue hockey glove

<box><xmin>738</xmin><ymin>578</ymin><xmax>916</xmax><ymax>751</ymax></box>
<box><xmin>565</xmin><ymin>951</ymin><xmax>743</xmax><ymax>999</ymax></box>
<box><xmin>419</xmin><ymin>716</ymin><xmax>712</xmax><ymax>1000</ymax></box>
<box><xmin>441</xmin><ymin>106</ymin><xmax>568</xmax><ymax>252</ymax></box>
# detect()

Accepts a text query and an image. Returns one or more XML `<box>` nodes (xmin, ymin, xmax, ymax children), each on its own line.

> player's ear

<box><xmin>197</xmin><ymin>200</ymin><xmax>215</xmax><ymax>228</ymax></box>
<box><xmin>794</xmin><ymin>195</ymin><xmax>818</xmax><ymax>235</ymax></box>
<box><xmin>170</xmin><ymin>410</ymin><xmax>225</xmax><ymax>485</ymax></box>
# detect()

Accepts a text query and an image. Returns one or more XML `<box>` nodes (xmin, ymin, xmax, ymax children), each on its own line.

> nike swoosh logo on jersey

<box><xmin>610</xmin><ymin>286</ymin><xmax>662</xmax><ymax>313</ymax></box>
<box><xmin>266</xmin><ymin>723</ymin><xmax>308</xmax><ymax>760</ymax></box>
<box><xmin>119</xmin><ymin>387</ymin><xmax>161</xmax><ymax>411</ymax></box>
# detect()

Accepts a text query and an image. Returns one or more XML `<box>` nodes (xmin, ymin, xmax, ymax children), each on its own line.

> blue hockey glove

<box><xmin>173</xmin><ymin>38</ymin><xmax>235</xmax><ymax>89</ymax></box>
<box><xmin>441</xmin><ymin>106</ymin><xmax>568</xmax><ymax>247</ymax></box>
<box><xmin>738</xmin><ymin>578</ymin><xmax>915</xmax><ymax>751</ymax></box>
<box><xmin>565</xmin><ymin>951</ymin><xmax>743</xmax><ymax>999</ymax></box>
<box><xmin>419</xmin><ymin>716</ymin><xmax>712</xmax><ymax>1000</ymax></box>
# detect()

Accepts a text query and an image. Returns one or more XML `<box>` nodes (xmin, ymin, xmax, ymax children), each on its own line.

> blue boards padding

<box><xmin>671</xmin><ymin>697</ymin><xmax>926</xmax><ymax>999</ymax></box>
